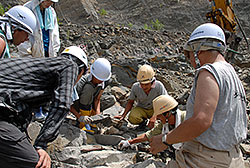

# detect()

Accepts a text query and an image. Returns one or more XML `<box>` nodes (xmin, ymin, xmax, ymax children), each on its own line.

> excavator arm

<box><xmin>206</xmin><ymin>0</ymin><xmax>236</xmax><ymax>33</ymax></box>
<box><xmin>206</xmin><ymin>0</ymin><xmax>249</xmax><ymax>60</ymax></box>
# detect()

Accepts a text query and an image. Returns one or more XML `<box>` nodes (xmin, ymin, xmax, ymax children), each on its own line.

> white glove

<box><xmin>78</xmin><ymin>116</ymin><xmax>92</xmax><ymax>124</ymax></box>
<box><xmin>118</xmin><ymin>140</ymin><xmax>130</xmax><ymax>150</ymax></box>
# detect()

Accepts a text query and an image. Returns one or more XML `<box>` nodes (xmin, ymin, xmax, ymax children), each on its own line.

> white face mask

<box><xmin>162</xmin><ymin>123</ymin><xmax>169</xmax><ymax>134</ymax></box>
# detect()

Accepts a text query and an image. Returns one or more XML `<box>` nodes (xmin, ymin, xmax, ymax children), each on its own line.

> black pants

<box><xmin>0</xmin><ymin>121</ymin><xmax>39</xmax><ymax>168</ymax></box>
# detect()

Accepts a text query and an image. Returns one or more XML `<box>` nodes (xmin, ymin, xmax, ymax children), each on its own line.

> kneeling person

<box><xmin>115</xmin><ymin>64</ymin><xmax>168</xmax><ymax>129</ymax></box>
<box><xmin>118</xmin><ymin>95</ymin><xmax>186</xmax><ymax>151</ymax></box>
<box><xmin>71</xmin><ymin>58</ymin><xmax>112</xmax><ymax>132</ymax></box>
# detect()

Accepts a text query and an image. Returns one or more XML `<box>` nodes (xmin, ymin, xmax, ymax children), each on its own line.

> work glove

<box><xmin>118</xmin><ymin>140</ymin><xmax>130</xmax><ymax>150</ymax></box>
<box><xmin>78</xmin><ymin>116</ymin><xmax>93</xmax><ymax>124</ymax></box>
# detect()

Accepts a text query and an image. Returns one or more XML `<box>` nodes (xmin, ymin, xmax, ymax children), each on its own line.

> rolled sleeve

<box><xmin>145</xmin><ymin>122</ymin><xmax>163</xmax><ymax>140</ymax></box>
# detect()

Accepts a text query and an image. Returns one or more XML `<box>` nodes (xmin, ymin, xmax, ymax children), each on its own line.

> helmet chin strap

<box><xmin>6</xmin><ymin>17</ymin><xmax>14</xmax><ymax>41</ymax></box>
<box><xmin>194</xmin><ymin>51</ymin><xmax>200</xmax><ymax>69</ymax></box>
<box><xmin>190</xmin><ymin>40</ymin><xmax>205</xmax><ymax>69</ymax></box>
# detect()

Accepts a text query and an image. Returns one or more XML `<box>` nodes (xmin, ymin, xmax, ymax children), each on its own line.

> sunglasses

<box><xmin>162</xmin><ymin>111</ymin><xmax>171</xmax><ymax>120</ymax></box>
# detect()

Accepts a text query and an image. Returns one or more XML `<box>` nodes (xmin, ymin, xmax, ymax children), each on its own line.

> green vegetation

<box><xmin>0</xmin><ymin>3</ymin><xmax>5</xmax><ymax>15</ymax></box>
<box><xmin>57</xmin><ymin>17</ymin><xmax>63</xmax><ymax>26</ymax></box>
<box><xmin>151</xmin><ymin>19</ymin><xmax>164</xmax><ymax>30</ymax></box>
<box><xmin>0</xmin><ymin>3</ymin><xmax>11</xmax><ymax>16</ymax></box>
<box><xmin>116</xmin><ymin>23</ymin><xmax>121</xmax><ymax>28</ymax></box>
<box><xmin>143</xmin><ymin>19</ymin><xmax>164</xmax><ymax>31</ymax></box>
<box><xmin>99</xmin><ymin>8</ymin><xmax>107</xmax><ymax>16</ymax></box>
<box><xmin>144</xmin><ymin>24</ymin><xmax>151</xmax><ymax>30</ymax></box>
<box><xmin>128</xmin><ymin>22</ymin><xmax>133</xmax><ymax>29</ymax></box>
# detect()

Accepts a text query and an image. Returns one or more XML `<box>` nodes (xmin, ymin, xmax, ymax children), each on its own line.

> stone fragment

<box><xmin>126</xmin><ymin>159</ymin><xmax>167</xmax><ymax>168</ymax></box>
<box><xmin>81</xmin><ymin>150</ymin><xmax>136</xmax><ymax>167</ymax></box>
<box><xmin>90</xmin><ymin>114</ymin><xmax>112</xmax><ymax>126</ymax></box>
<box><xmin>111</xmin><ymin>86</ymin><xmax>128</xmax><ymax>100</ymax></box>
<box><xmin>103</xmin><ymin>102</ymin><xmax>124</xmax><ymax>117</ymax></box>
<box><xmin>47</xmin><ymin>122</ymin><xmax>87</xmax><ymax>152</ymax></box>
<box><xmin>94</xmin><ymin>134</ymin><xmax>125</xmax><ymax>146</ymax></box>
<box><xmin>103</xmin><ymin>126</ymin><xmax>122</xmax><ymax>135</ymax></box>
<box><xmin>101</xmin><ymin>94</ymin><xmax>116</xmax><ymax>111</ymax></box>
<box><xmin>52</xmin><ymin>146</ymin><xmax>81</xmax><ymax>165</ymax></box>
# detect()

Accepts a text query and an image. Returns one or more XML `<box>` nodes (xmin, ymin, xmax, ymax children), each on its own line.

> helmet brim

<box><xmin>5</xmin><ymin>13</ymin><xmax>33</xmax><ymax>34</ymax></box>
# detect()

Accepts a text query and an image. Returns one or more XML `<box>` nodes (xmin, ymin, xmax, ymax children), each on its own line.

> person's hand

<box><xmin>95</xmin><ymin>109</ymin><xmax>101</xmax><ymax>115</ymax></box>
<box><xmin>78</xmin><ymin>116</ymin><xmax>92</xmax><ymax>124</ymax></box>
<box><xmin>147</xmin><ymin>120</ymin><xmax>155</xmax><ymax>129</ymax></box>
<box><xmin>148</xmin><ymin>116</ymin><xmax>156</xmax><ymax>129</ymax></box>
<box><xmin>149</xmin><ymin>134</ymin><xmax>168</xmax><ymax>155</ymax></box>
<box><xmin>114</xmin><ymin>115</ymin><xmax>125</xmax><ymax>121</ymax></box>
<box><xmin>118</xmin><ymin>140</ymin><xmax>130</xmax><ymax>150</ymax></box>
<box><xmin>35</xmin><ymin>148</ymin><xmax>51</xmax><ymax>168</ymax></box>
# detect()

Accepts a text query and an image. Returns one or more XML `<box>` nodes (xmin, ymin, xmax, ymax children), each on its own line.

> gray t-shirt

<box><xmin>129</xmin><ymin>80</ymin><xmax>168</xmax><ymax>109</ymax></box>
<box><xmin>75</xmin><ymin>74</ymin><xmax>103</xmax><ymax>109</ymax></box>
<box><xmin>186</xmin><ymin>61</ymin><xmax>247</xmax><ymax>151</ymax></box>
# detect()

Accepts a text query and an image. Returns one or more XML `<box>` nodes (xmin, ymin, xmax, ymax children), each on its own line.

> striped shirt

<box><xmin>0</xmin><ymin>57</ymin><xmax>78</xmax><ymax>149</ymax></box>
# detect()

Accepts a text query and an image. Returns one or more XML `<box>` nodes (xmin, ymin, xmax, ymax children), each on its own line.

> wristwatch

<box><xmin>162</xmin><ymin>134</ymin><xmax>171</xmax><ymax>147</ymax></box>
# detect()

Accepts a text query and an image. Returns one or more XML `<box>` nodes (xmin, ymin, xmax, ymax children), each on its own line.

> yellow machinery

<box><xmin>206</xmin><ymin>0</ymin><xmax>236</xmax><ymax>33</ymax></box>
<box><xmin>206</xmin><ymin>0</ymin><xmax>249</xmax><ymax>58</ymax></box>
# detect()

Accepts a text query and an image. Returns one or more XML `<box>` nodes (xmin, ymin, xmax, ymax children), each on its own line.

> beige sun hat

<box><xmin>153</xmin><ymin>95</ymin><xmax>178</xmax><ymax>117</ymax></box>
<box><xmin>137</xmin><ymin>64</ymin><xmax>155</xmax><ymax>84</ymax></box>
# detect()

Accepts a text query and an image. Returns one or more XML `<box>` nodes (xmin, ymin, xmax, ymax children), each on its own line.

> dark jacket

<box><xmin>0</xmin><ymin>57</ymin><xmax>78</xmax><ymax>149</ymax></box>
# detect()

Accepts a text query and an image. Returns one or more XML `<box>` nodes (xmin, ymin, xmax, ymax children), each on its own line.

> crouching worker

<box><xmin>118</xmin><ymin>95</ymin><xmax>186</xmax><ymax>152</ymax></box>
<box><xmin>71</xmin><ymin>58</ymin><xmax>112</xmax><ymax>134</ymax></box>
<box><xmin>115</xmin><ymin>64</ymin><xmax>168</xmax><ymax>130</ymax></box>
<box><xmin>0</xmin><ymin>46</ymin><xmax>88</xmax><ymax>168</ymax></box>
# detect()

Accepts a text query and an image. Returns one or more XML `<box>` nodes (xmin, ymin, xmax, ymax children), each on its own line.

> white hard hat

<box><xmin>137</xmin><ymin>64</ymin><xmax>155</xmax><ymax>84</ymax></box>
<box><xmin>61</xmin><ymin>46</ymin><xmax>88</xmax><ymax>68</ymax></box>
<box><xmin>153</xmin><ymin>95</ymin><xmax>178</xmax><ymax>117</ymax></box>
<box><xmin>184</xmin><ymin>23</ymin><xmax>226</xmax><ymax>54</ymax></box>
<box><xmin>188</xmin><ymin>23</ymin><xmax>225</xmax><ymax>45</ymax></box>
<box><xmin>5</xmin><ymin>5</ymin><xmax>36</xmax><ymax>34</ymax></box>
<box><xmin>90</xmin><ymin>58</ymin><xmax>111</xmax><ymax>81</ymax></box>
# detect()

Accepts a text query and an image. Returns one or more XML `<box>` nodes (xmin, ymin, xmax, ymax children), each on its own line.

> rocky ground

<box><xmin>1</xmin><ymin>0</ymin><xmax>250</xmax><ymax>167</ymax></box>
